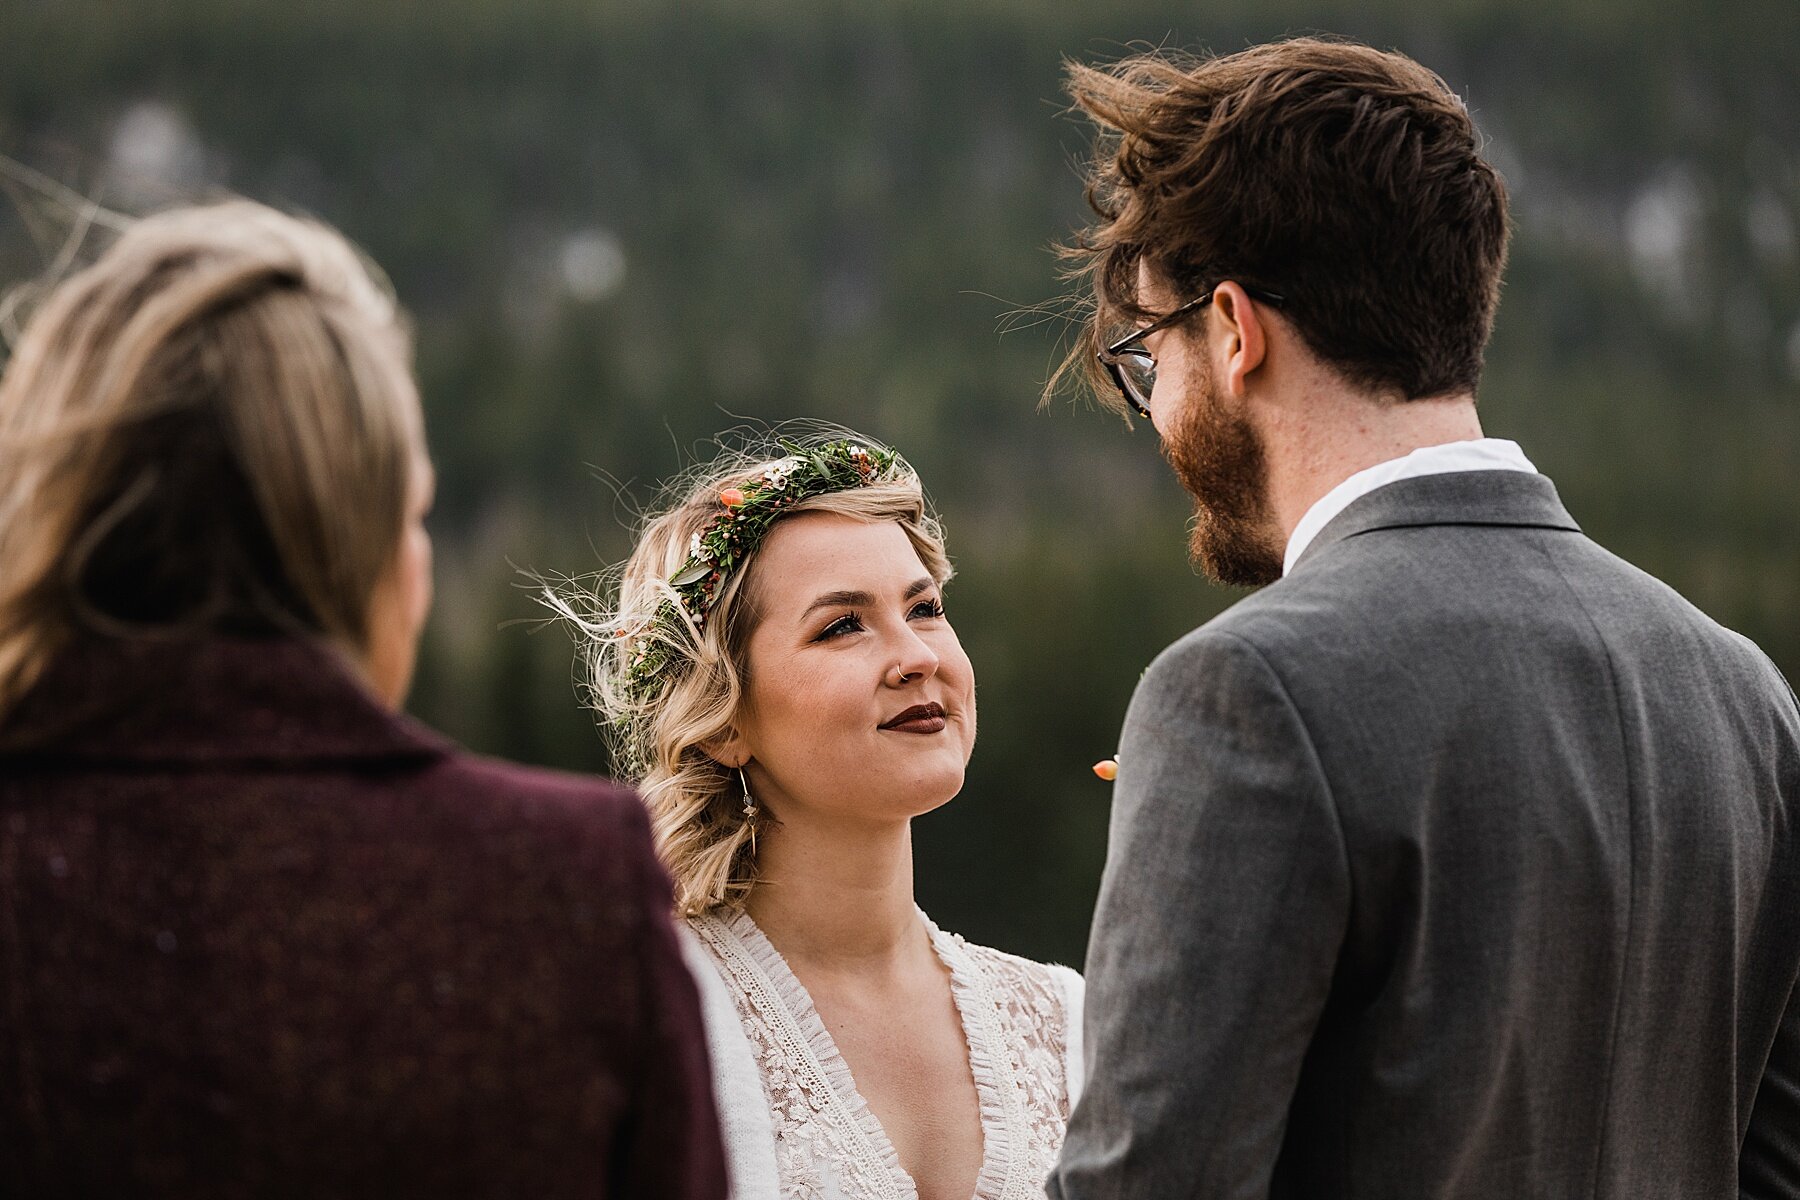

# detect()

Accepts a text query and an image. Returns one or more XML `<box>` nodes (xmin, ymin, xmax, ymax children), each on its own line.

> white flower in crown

<box><xmin>688</xmin><ymin>530</ymin><xmax>707</xmax><ymax>561</ymax></box>
<box><xmin>761</xmin><ymin>455</ymin><xmax>804</xmax><ymax>488</ymax></box>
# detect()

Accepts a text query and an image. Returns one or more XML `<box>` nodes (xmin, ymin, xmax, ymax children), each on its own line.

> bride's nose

<box><xmin>885</xmin><ymin>628</ymin><xmax>940</xmax><ymax>686</ymax></box>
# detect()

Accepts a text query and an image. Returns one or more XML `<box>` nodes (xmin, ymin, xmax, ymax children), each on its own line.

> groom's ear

<box><xmin>1209</xmin><ymin>280</ymin><xmax>1269</xmax><ymax>398</ymax></box>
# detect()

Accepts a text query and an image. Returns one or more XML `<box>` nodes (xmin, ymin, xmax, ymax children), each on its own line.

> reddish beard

<box><xmin>1160</xmin><ymin>355</ymin><xmax>1285</xmax><ymax>587</ymax></box>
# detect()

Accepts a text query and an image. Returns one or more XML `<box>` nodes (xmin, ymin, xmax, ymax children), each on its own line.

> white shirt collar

<box><xmin>1282</xmin><ymin>438</ymin><xmax>1538</xmax><ymax>576</ymax></box>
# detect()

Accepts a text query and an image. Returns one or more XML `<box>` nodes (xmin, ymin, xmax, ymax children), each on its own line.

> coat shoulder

<box><xmin>402</xmin><ymin>750</ymin><xmax>655</xmax><ymax>858</ymax></box>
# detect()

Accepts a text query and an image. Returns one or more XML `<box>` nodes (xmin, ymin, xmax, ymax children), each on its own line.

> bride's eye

<box><xmin>909</xmin><ymin>598</ymin><xmax>946</xmax><ymax>620</ymax></box>
<box><xmin>815</xmin><ymin>613</ymin><xmax>864</xmax><ymax>641</ymax></box>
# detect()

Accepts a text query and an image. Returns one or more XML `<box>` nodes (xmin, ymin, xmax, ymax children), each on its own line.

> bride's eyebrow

<box><xmin>802</xmin><ymin>589</ymin><xmax>873</xmax><ymax>617</ymax></box>
<box><xmin>800</xmin><ymin>578</ymin><xmax>935</xmax><ymax>618</ymax></box>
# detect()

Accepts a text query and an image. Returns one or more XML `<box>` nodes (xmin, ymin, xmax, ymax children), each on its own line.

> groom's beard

<box><xmin>1162</xmin><ymin>357</ymin><xmax>1284</xmax><ymax>588</ymax></box>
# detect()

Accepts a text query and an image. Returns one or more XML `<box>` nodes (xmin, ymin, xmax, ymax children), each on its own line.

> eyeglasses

<box><xmin>1095</xmin><ymin>283</ymin><xmax>1286</xmax><ymax>419</ymax></box>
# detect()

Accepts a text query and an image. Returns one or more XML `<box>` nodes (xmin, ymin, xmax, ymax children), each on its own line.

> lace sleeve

<box><xmin>1048</xmin><ymin>964</ymin><xmax>1085</xmax><ymax>1108</ymax></box>
<box><xmin>678</xmin><ymin>924</ymin><xmax>781</xmax><ymax>1199</ymax></box>
<box><xmin>960</xmin><ymin>942</ymin><xmax>1081</xmax><ymax>1164</ymax></box>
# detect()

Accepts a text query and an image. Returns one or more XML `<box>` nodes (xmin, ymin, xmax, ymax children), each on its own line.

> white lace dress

<box><xmin>681</xmin><ymin>906</ymin><xmax>1085</xmax><ymax>1200</ymax></box>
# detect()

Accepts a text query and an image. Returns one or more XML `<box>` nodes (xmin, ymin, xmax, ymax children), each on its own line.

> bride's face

<box><xmin>726</xmin><ymin>512</ymin><xmax>976</xmax><ymax>826</ymax></box>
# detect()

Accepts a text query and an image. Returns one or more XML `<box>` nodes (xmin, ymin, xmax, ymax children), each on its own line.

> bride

<box><xmin>559</xmin><ymin>432</ymin><xmax>1082</xmax><ymax>1199</ymax></box>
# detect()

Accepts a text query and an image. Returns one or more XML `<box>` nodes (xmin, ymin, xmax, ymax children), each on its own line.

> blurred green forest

<box><xmin>3</xmin><ymin>0</ymin><xmax>1796</xmax><ymax>964</ymax></box>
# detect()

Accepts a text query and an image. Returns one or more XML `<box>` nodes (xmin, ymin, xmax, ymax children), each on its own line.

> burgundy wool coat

<box><xmin>0</xmin><ymin>635</ymin><xmax>726</xmax><ymax>1200</ymax></box>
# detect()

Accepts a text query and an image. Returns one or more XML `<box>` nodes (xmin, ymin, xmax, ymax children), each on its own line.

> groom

<box><xmin>1047</xmin><ymin>38</ymin><xmax>1800</xmax><ymax>1198</ymax></box>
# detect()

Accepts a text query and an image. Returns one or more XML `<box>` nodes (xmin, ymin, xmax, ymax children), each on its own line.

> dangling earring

<box><xmin>738</xmin><ymin>765</ymin><xmax>757</xmax><ymax>852</ymax></box>
<box><xmin>737</xmin><ymin>766</ymin><xmax>757</xmax><ymax>819</ymax></box>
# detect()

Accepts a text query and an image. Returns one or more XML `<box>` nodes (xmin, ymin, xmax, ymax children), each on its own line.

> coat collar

<box><xmin>1289</xmin><ymin>469</ymin><xmax>1582</xmax><ymax>576</ymax></box>
<box><xmin>0</xmin><ymin>634</ymin><xmax>452</xmax><ymax>766</ymax></box>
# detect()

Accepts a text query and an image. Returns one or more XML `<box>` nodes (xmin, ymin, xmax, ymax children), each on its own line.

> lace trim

<box><xmin>920</xmin><ymin>915</ymin><xmax>1035</xmax><ymax>1200</ymax></box>
<box><xmin>961</xmin><ymin>942</ymin><xmax>1076</xmax><ymax>1183</ymax></box>
<box><xmin>692</xmin><ymin>907</ymin><xmax>1073</xmax><ymax>1200</ymax></box>
<box><xmin>691</xmin><ymin>907</ymin><xmax>910</xmax><ymax>1199</ymax></box>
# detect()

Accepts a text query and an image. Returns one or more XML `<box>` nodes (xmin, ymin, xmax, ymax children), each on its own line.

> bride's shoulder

<box><xmin>937</xmin><ymin>925</ymin><xmax>1084</xmax><ymax>1015</ymax></box>
<box><xmin>958</xmin><ymin>934</ymin><xmax>1082</xmax><ymax>985</ymax></box>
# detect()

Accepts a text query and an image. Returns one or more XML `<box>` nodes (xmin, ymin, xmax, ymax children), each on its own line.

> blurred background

<box><xmin>3</xmin><ymin>0</ymin><xmax>1795</xmax><ymax>965</ymax></box>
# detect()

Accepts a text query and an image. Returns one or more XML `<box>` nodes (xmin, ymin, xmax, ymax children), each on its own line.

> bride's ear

<box><xmin>701</xmin><ymin>728</ymin><xmax>751</xmax><ymax>770</ymax></box>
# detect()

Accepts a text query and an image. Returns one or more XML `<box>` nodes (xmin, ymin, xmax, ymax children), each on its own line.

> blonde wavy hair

<box><xmin>0</xmin><ymin>200</ymin><xmax>422</xmax><ymax>720</ymax></box>
<box><xmin>554</xmin><ymin>431</ymin><xmax>951</xmax><ymax>916</ymax></box>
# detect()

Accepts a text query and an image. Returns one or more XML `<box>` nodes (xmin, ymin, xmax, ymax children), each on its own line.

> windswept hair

<box><xmin>0</xmin><ymin>200</ymin><xmax>423</xmax><ymax>720</ymax></box>
<box><xmin>550</xmin><ymin>429</ymin><xmax>951</xmax><ymax>916</ymax></box>
<box><xmin>1053</xmin><ymin>37</ymin><xmax>1510</xmax><ymax>407</ymax></box>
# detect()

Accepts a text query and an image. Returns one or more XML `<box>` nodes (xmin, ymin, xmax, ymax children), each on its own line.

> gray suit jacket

<box><xmin>1048</xmin><ymin>471</ymin><xmax>1800</xmax><ymax>1199</ymax></box>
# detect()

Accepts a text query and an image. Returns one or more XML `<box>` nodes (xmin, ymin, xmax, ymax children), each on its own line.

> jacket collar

<box><xmin>0</xmin><ymin>634</ymin><xmax>451</xmax><ymax>766</ymax></box>
<box><xmin>1289</xmin><ymin>469</ymin><xmax>1582</xmax><ymax>576</ymax></box>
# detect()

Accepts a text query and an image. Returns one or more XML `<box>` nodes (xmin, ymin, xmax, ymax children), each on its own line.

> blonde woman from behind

<box><xmin>558</xmin><ymin>433</ymin><xmax>1083</xmax><ymax>1200</ymax></box>
<box><xmin>0</xmin><ymin>201</ymin><xmax>725</xmax><ymax>1199</ymax></box>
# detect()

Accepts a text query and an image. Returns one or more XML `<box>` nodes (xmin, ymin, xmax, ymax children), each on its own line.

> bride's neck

<box><xmin>744</xmin><ymin>813</ymin><xmax>923</xmax><ymax>971</ymax></box>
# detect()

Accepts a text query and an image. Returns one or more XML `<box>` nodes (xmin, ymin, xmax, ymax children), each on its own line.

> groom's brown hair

<box><xmin>1059</xmin><ymin>37</ymin><xmax>1509</xmax><ymax>407</ymax></box>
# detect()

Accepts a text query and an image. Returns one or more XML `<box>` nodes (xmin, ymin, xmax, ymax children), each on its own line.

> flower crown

<box><xmin>618</xmin><ymin>439</ymin><xmax>903</xmax><ymax>730</ymax></box>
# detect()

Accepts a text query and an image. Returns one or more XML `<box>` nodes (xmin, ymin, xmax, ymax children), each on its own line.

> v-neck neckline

<box><xmin>716</xmin><ymin>905</ymin><xmax>1028</xmax><ymax>1200</ymax></box>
